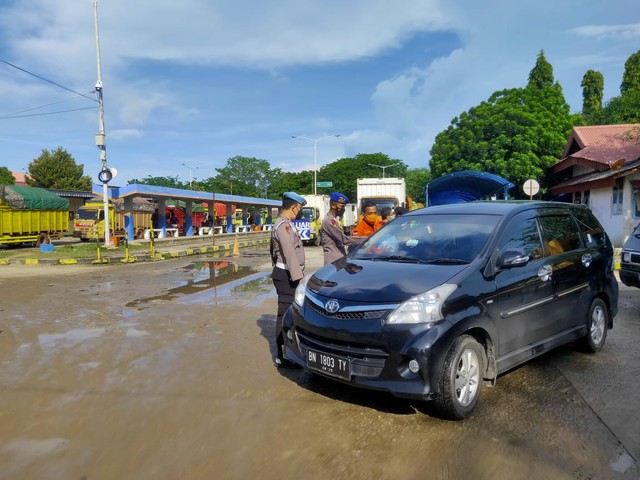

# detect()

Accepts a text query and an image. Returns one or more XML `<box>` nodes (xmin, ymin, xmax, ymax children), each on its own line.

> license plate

<box><xmin>306</xmin><ymin>348</ymin><xmax>350</xmax><ymax>380</ymax></box>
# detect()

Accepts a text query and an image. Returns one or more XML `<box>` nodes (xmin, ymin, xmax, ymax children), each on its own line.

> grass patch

<box><xmin>0</xmin><ymin>242</ymin><xmax>148</xmax><ymax>260</ymax></box>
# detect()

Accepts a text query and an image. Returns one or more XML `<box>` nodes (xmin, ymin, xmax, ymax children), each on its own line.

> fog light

<box><xmin>286</xmin><ymin>329</ymin><xmax>294</xmax><ymax>340</ymax></box>
<box><xmin>408</xmin><ymin>359</ymin><xmax>420</xmax><ymax>373</ymax></box>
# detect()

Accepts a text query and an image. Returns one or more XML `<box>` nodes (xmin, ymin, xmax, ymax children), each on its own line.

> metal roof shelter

<box><xmin>425</xmin><ymin>171</ymin><xmax>515</xmax><ymax>206</ymax></box>
<box><xmin>93</xmin><ymin>183</ymin><xmax>282</xmax><ymax>239</ymax></box>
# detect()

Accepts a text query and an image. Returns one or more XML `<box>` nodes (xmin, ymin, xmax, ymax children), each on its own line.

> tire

<box><xmin>581</xmin><ymin>298</ymin><xmax>608</xmax><ymax>353</ymax></box>
<box><xmin>434</xmin><ymin>335</ymin><xmax>484</xmax><ymax>420</ymax></box>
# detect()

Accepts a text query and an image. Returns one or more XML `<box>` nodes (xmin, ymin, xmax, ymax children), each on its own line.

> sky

<box><xmin>0</xmin><ymin>0</ymin><xmax>638</xmax><ymax>186</ymax></box>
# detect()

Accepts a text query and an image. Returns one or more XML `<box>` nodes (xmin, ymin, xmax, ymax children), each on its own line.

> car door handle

<box><xmin>538</xmin><ymin>264</ymin><xmax>552</xmax><ymax>282</ymax></box>
<box><xmin>582</xmin><ymin>253</ymin><xmax>592</xmax><ymax>267</ymax></box>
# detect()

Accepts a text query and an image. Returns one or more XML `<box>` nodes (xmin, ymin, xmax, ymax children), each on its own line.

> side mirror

<box><xmin>498</xmin><ymin>248</ymin><xmax>529</xmax><ymax>268</ymax></box>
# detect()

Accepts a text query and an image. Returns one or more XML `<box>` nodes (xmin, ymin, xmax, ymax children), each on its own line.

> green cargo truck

<box><xmin>0</xmin><ymin>185</ymin><xmax>70</xmax><ymax>245</ymax></box>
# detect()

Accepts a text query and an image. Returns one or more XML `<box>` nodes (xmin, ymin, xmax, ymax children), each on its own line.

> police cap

<box><xmin>329</xmin><ymin>191</ymin><xmax>349</xmax><ymax>204</ymax></box>
<box><xmin>282</xmin><ymin>191</ymin><xmax>307</xmax><ymax>206</ymax></box>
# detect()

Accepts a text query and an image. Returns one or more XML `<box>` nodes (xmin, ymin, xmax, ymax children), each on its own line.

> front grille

<box><xmin>296</xmin><ymin>329</ymin><xmax>388</xmax><ymax>378</ymax></box>
<box><xmin>631</xmin><ymin>253</ymin><xmax>640</xmax><ymax>264</ymax></box>
<box><xmin>306</xmin><ymin>300</ymin><xmax>389</xmax><ymax>320</ymax></box>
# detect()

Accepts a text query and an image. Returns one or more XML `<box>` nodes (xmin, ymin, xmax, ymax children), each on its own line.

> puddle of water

<box><xmin>39</xmin><ymin>328</ymin><xmax>106</xmax><ymax>347</ymax></box>
<box><xmin>611</xmin><ymin>451</ymin><xmax>635</xmax><ymax>473</ymax></box>
<box><xmin>126</xmin><ymin>261</ymin><xmax>273</xmax><ymax>309</ymax></box>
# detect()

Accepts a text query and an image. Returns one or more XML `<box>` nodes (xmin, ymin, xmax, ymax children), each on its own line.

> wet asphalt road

<box><xmin>0</xmin><ymin>246</ymin><xmax>638</xmax><ymax>480</ymax></box>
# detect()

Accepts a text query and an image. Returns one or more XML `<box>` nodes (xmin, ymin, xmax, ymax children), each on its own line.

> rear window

<box><xmin>538</xmin><ymin>214</ymin><xmax>583</xmax><ymax>255</ymax></box>
<box><xmin>571</xmin><ymin>207</ymin><xmax>607</xmax><ymax>249</ymax></box>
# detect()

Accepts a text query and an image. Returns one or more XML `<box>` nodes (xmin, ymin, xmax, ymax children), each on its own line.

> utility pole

<box><xmin>94</xmin><ymin>0</ymin><xmax>111</xmax><ymax>246</ymax></box>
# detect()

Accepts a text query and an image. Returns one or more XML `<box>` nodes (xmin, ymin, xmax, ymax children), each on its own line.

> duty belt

<box><xmin>275</xmin><ymin>262</ymin><xmax>304</xmax><ymax>271</ymax></box>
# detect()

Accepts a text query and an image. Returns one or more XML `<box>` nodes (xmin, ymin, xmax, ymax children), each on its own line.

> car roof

<box><xmin>405</xmin><ymin>200</ymin><xmax>585</xmax><ymax>216</ymax></box>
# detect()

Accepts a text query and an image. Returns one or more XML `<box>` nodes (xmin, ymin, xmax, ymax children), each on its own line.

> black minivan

<box><xmin>620</xmin><ymin>222</ymin><xmax>640</xmax><ymax>288</ymax></box>
<box><xmin>282</xmin><ymin>201</ymin><xmax>619</xmax><ymax>419</ymax></box>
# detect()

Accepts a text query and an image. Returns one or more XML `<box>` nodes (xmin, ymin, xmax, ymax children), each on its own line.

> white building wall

<box><xmin>589</xmin><ymin>187</ymin><xmax>620</xmax><ymax>245</ymax></box>
<box><xmin>588</xmin><ymin>179</ymin><xmax>639</xmax><ymax>247</ymax></box>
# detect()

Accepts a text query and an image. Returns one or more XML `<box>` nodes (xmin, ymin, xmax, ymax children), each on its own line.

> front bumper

<box><xmin>620</xmin><ymin>264</ymin><xmax>640</xmax><ymax>288</ymax></box>
<box><xmin>282</xmin><ymin>302</ymin><xmax>451</xmax><ymax>401</ymax></box>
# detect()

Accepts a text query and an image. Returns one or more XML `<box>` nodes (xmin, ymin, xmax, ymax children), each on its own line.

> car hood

<box><xmin>623</xmin><ymin>232</ymin><xmax>640</xmax><ymax>252</ymax></box>
<box><xmin>308</xmin><ymin>257</ymin><xmax>467</xmax><ymax>303</ymax></box>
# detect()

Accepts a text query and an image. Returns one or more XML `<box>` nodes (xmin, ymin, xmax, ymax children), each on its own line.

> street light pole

<box><xmin>181</xmin><ymin>162</ymin><xmax>199</xmax><ymax>187</ymax></box>
<box><xmin>292</xmin><ymin>134</ymin><xmax>340</xmax><ymax>196</ymax></box>
<box><xmin>368</xmin><ymin>162</ymin><xmax>401</xmax><ymax>178</ymax></box>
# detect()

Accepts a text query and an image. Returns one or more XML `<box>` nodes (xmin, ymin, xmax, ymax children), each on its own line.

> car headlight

<box><xmin>294</xmin><ymin>275</ymin><xmax>310</xmax><ymax>307</ymax></box>
<box><xmin>386</xmin><ymin>284</ymin><xmax>457</xmax><ymax>324</ymax></box>
<box><xmin>621</xmin><ymin>252</ymin><xmax>630</xmax><ymax>262</ymax></box>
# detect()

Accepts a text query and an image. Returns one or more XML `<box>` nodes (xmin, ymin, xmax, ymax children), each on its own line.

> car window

<box><xmin>538</xmin><ymin>214</ymin><xmax>583</xmax><ymax>255</ymax></box>
<box><xmin>497</xmin><ymin>214</ymin><xmax>544</xmax><ymax>260</ymax></box>
<box><xmin>354</xmin><ymin>214</ymin><xmax>500</xmax><ymax>263</ymax></box>
<box><xmin>571</xmin><ymin>207</ymin><xmax>606</xmax><ymax>248</ymax></box>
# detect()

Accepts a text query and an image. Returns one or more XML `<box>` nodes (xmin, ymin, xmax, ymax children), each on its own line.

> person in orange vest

<box><xmin>352</xmin><ymin>200</ymin><xmax>383</xmax><ymax>237</ymax></box>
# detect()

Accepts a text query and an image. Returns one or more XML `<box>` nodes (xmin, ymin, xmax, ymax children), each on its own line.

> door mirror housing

<box><xmin>498</xmin><ymin>248</ymin><xmax>529</xmax><ymax>268</ymax></box>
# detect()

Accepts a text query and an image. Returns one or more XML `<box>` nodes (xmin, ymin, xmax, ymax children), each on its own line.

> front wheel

<box><xmin>581</xmin><ymin>298</ymin><xmax>608</xmax><ymax>353</ymax></box>
<box><xmin>433</xmin><ymin>335</ymin><xmax>484</xmax><ymax>420</ymax></box>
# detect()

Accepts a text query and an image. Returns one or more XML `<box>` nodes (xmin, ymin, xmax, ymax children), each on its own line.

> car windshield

<box><xmin>300</xmin><ymin>207</ymin><xmax>315</xmax><ymax>221</ymax></box>
<box><xmin>352</xmin><ymin>213</ymin><xmax>500</xmax><ymax>263</ymax></box>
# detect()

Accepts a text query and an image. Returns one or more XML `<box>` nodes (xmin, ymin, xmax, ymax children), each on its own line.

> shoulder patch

<box><xmin>285</xmin><ymin>224</ymin><xmax>292</xmax><ymax>235</ymax></box>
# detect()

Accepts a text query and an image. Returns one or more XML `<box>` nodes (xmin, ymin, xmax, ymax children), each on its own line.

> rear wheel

<box><xmin>581</xmin><ymin>298</ymin><xmax>608</xmax><ymax>353</ymax></box>
<box><xmin>434</xmin><ymin>335</ymin><xmax>484</xmax><ymax>420</ymax></box>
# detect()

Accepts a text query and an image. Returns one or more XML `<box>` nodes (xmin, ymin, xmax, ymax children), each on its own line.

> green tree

<box><xmin>128</xmin><ymin>175</ymin><xmax>185</xmax><ymax>188</ymax></box>
<box><xmin>319</xmin><ymin>153</ymin><xmax>407</xmax><ymax>202</ymax></box>
<box><xmin>26</xmin><ymin>147</ymin><xmax>92</xmax><ymax>190</ymax></box>
<box><xmin>212</xmin><ymin>156</ymin><xmax>276</xmax><ymax>198</ymax></box>
<box><xmin>405</xmin><ymin>168</ymin><xmax>431</xmax><ymax>205</ymax></box>
<box><xmin>268</xmin><ymin>170</ymin><xmax>313</xmax><ymax>199</ymax></box>
<box><xmin>528</xmin><ymin>50</ymin><xmax>554</xmax><ymax>90</ymax></box>
<box><xmin>429</xmin><ymin>54</ymin><xmax>580</xmax><ymax>193</ymax></box>
<box><xmin>0</xmin><ymin>166</ymin><xmax>16</xmax><ymax>185</ymax></box>
<box><xmin>597</xmin><ymin>91</ymin><xmax>640</xmax><ymax>124</ymax></box>
<box><xmin>589</xmin><ymin>50</ymin><xmax>640</xmax><ymax>124</ymax></box>
<box><xmin>581</xmin><ymin>69</ymin><xmax>604</xmax><ymax>120</ymax></box>
<box><xmin>621</xmin><ymin>50</ymin><xmax>640</xmax><ymax>94</ymax></box>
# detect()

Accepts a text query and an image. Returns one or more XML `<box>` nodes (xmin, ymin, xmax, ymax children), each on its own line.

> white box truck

<box><xmin>356</xmin><ymin>177</ymin><xmax>406</xmax><ymax>215</ymax></box>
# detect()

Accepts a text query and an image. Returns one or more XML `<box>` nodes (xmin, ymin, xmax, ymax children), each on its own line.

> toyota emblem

<box><xmin>325</xmin><ymin>299</ymin><xmax>340</xmax><ymax>314</ymax></box>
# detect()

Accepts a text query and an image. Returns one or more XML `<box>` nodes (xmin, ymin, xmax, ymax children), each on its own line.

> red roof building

<box><xmin>549</xmin><ymin>124</ymin><xmax>640</xmax><ymax>245</ymax></box>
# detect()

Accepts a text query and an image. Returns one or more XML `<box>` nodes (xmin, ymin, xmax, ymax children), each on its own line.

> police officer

<box><xmin>271</xmin><ymin>191</ymin><xmax>306</xmax><ymax>367</ymax></box>
<box><xmin>320</xmin><ymin>191</ymin><xmax>364</xmax><ymax>265</ymax></box>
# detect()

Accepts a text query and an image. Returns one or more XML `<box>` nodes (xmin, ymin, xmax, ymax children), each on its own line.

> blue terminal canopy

<box><xmin>425</xmin><ymin>171</ymin><xmax>515</xmax><ymax>206</ymax></box>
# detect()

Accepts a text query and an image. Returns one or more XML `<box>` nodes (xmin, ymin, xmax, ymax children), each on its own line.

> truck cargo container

<box><xmin>0</xmin><ymin>184</ymin><xmax>70</xmax><ymax>246</ymax></box>
<box><xmin>356</xmin><ymin>177</ymin><xmax>407</xmax><ymax>219</ymax></box>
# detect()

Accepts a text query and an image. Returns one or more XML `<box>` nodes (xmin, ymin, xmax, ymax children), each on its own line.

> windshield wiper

<box><xmin>423</xmin><ymin>258</ymin><xmax>470</xmax><ymax>265</ymax></box>
<box><xmin>375</xmin><ymin>255</ymin><xmax>431</xmax><ymax>264</ymax></box>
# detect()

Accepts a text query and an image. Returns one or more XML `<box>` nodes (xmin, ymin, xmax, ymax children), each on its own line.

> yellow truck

<box><xmin>74</xmin><ymin>198</ymin><xmax>153</xmax><ymax>241</ymax></box>
<box><xmin>0</xmin><ymin>184</ymin><xmax>70</xmax><ymax>245</ymax></box>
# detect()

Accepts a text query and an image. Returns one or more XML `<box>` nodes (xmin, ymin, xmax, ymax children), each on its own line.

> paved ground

<box><xmin>0</xmin><ymin>244</ymin><xmax>638</xmax><ymax>479</ymax></box>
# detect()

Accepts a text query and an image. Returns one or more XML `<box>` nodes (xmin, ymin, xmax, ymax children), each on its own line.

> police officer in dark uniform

<box><xmin>271</xmin><ymin>191</ymin><xmax>306</xmax><ymax>367</ymax></box>
<box><xmin>320</xmin><ymin>191</ymin><xmax>364</xmax><ymax>265</ymax></box>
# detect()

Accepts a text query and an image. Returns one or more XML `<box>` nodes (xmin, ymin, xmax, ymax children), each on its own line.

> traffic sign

<box><xmin>523</xmin><ymin>179</ymin><xmax>540</xmax><ymax>198</ymax></box>
<box><xmin>316</xmin><ymin>181</ymin><xmax>333</xmax><ymax>187</ymax></box>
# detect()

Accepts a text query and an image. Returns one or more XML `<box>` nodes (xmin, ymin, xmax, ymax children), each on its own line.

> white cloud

<box><xmin>109</xmin><ymin>128</ymin><xmax>142</xmax><ymax>140</ymax></box>
<box><xmin>1</xmin><ymin>0</ymin><xmax>638</xmax><ymax>182</ymax></box>
<box><xmin>569</xmin><ymin>23</ymin><xmax>640</xmax><ymax>40</ymax></box>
